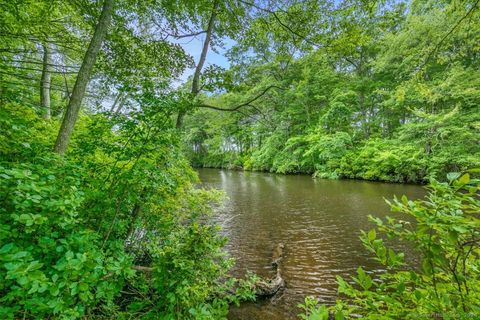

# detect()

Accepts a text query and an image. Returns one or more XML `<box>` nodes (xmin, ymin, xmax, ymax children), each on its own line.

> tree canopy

<box><xmin>183</xmin><ymin>0</ymin><xmax>480</xmax><ymax>183</ymax></box>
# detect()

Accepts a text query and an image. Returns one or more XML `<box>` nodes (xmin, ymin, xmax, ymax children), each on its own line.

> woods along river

<box><xmin>197</xmin><ymin>168</ymin><xmax>425</xmax><ymax>320</ymax></box>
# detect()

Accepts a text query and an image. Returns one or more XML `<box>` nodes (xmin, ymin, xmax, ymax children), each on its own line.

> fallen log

<box><xmin>272</xmin><ymin>243</ymin><xmax>284</xmax><ymax>267</ymax></box>
<box><xmin>254</xmin><ymin>270</ymin><xmax>285</xmax><ymax>297</ymax></box>
<box><xmin>254</xmin><ymin>243</ymin><xmax>286</xmax><ymax>297</ymax></box>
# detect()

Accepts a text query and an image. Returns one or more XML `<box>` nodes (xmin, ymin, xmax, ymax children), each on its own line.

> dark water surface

<box><xmin>197</xmin><ymin>169</ymin><xmax>425</xmax><ymax>320</ymax></box>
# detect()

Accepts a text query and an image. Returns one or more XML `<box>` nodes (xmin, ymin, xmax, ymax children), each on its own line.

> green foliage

<box><xmin>305</xmin><ymin>131</ymin><xmax>352</xmax><ymax>179</ymax></box>
<box><xmin>0</xmin><ymin>160</ymin><xmax>132</xmax><ymax>319</ymax></box>
<box><xmin>183</xmin><ymin>0</ymin><xmax>480</xmax><ymax>183</ymax></box>
<box><xmin>2</xmin><ymin>0</ymin><xmax>480</xmax><ymax>318</ymax></box>
<box><xmin>300</xmin><ymin>172</ymin><xmax>480</xmax><ymax>319</ymax></box>
<box><xmin>0</xmin><ymin>103</ymin><xmax>255</xmax><ymax>319</ymax></box>
<box><xmin>338</xmin><ymin>139</ymin><xmax>427</xmax><ymax>183</ymax></box>
<box><xmin>0</xmin><ymin>103</ymin><xmax>57</xmax><ymax>161</ymax></box>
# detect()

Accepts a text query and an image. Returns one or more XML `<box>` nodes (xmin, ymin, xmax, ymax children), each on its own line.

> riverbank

<box><xmin>192</xmin><ymin>165</ymin><xmax>428</xmax><ymax>186</ymax></box>
<box><xmin>193</xmin><ymin>163</ymin><xmax>429</xmax><ymax>185</ymax></box>
<box><xmin>184</xmin><ymin>112</ymin><xmax>478</xmax><ymax>188</ymax></box>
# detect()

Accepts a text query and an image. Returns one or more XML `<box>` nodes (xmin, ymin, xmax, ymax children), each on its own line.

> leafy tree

<box><xmin>54</xmin><ymin>0</ymin><xmax>114</xmax><ymax>154</ymax></box>
<box><xmin>0</xmin><ymin>99</ymin><xmax>256</xmax><ymax>319</ymax></box>
<box><xmin>183</xmin><ymin>0</ymin><xmax>480</xmax><ymax>183</ymax></box>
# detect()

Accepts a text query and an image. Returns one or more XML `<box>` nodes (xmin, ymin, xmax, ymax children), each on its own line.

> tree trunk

<box><xmin>53</xmin><ymin>0</ymin><xmax>114</xmax><ymax>155</ymax></box>
<box><xmin>175</xmin><ymin>0</ymin><xmax>219</xmax><ymax>128</ymax></box>
<box><xmin>126</xmin><ymin>202</ymin><xmax>142</xmax><ymax>241</ymax></box>
<box><xmin>359</xmin><ymin>91</ymin><xmax>370</xmax><ymax>138</ymax></box>
<box><xmin>40</xmin><ymin>42</ymin><xmax>52</xmax><ymax>119</ymax></box>
<box><xmin>109</xmin><ymin>92</ymin><xmax>123</xmax><ymax>112</ymax></box>
<box><xmin>114</xmin><ymin>94</ymin><xmax>126</xmax><ymax>114</ymax></box>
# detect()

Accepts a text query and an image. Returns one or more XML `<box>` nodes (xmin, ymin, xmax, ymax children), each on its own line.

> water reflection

<box><xmin>198</xmin><ymin>169</ymin><xmax>425</xmax><ymax>320</ymax></box>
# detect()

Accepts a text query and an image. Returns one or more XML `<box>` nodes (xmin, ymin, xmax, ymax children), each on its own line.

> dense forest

<box><xmin>183</xmin><ymin>0</ymin><xmax>480</xmax><ymax>183</ymax></box>
<box><xmin>0</xmin><ymin>0</ymin><xmax>479</xmax><ymax>319</ymax></box>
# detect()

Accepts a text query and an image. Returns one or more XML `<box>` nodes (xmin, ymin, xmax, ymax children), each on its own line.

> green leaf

<box><xmin>414</xmin><ymin>289</ymin><xmax>422</xmax><ymax>300</ymax></box>
<box><xmin>334</xmin><ymin>310</ymin><xmax>345</xmax><ymax>320</ymax></box>
<box><xmin>458</xmin><ymin>173</ymin><xmax>470</xmax><ymax>185</ymax></box>
<box><xmin>356</xmin><ymin>267</ymin><xmax>373</xmax><ymax>290</ymax></box>
<box><xmin>12</xmin><ymin>251</ymin><xmax>28</xmax><ymax>260</ymax></box>
<box><xmin>0</xmin><ymin>243</ymin><xmax>14</xmax><ymax>255</ymax></box>
<box><xmin>447</xmin><ymin>172</ymin><xmax>461</xmax><ymax>181</ymax></box>
<box><xmin>452</xmin><ymin>225</ymin><xmax>468</xmax><ymax>233</ymax></box>
<box><xmin>0</xmin><ymin>173</ymin><xmax>11</xmax><ymax>179</ymax></box>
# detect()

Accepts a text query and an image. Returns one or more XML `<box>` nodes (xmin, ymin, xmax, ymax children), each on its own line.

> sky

<box><xmin>174</xmin><ymin>35</ymin><xmax>234</xmax><ymax>85</ymax></box>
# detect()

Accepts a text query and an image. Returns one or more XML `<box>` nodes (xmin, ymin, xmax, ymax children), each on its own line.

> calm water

<box><xmin>197</xmin><ymin>169</ymin><xmax>425</xmax><ymax>320</ymax></box>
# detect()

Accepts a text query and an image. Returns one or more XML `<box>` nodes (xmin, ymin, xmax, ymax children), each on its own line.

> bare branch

<box><xmin>133</xmin><ymin>265</ymin><xmax>153</xmax><ymax>272</ymax></box>
<box><xmin>198</xmin><ymin>85</ymin><xmax>285</xmax><ymax>112</ymax></box>
<box><xmin>170</xmin><ymin>30</ymin><xmax>207</xmax><ymax>39</ymax></box>
<box><xmin>0</xmin><ymin>79</ymin><xmax>92</xmax><ymax>97</ymax></box>
<box><xmin>0</xmin><ymin>48</ymin><xmax>37</xmax><ymax>54</ymax></box>
<box><xmin>7</xmin><ymin>59</ymin><xmax>80</xmax><ymax>70</ymax></box>
<box><xmin>2</xmin><ymin>65</ymin><xmax>78</xmax><ymax>74</ymax></box>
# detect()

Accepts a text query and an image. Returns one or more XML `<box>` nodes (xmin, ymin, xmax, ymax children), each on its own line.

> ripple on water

<box><xmin>198</xmin><ymin>169</ymin><xmax>425</xmax><ymax>320</ymax></box>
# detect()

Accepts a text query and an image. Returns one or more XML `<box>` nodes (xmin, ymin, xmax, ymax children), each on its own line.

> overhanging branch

<box><xmin>198</xmin><ymin>85</ymin><xmax>285</xmax><ymax>112</ymax></box>
<box><xmin>172</xmin><ymin>30</ymin><xmax>207</xmax><ymax>39</ymax></box>
<box><xmin>238</xmin><ymin>0</ymin><xmax>319</xmax><ymax>48</ymax></box>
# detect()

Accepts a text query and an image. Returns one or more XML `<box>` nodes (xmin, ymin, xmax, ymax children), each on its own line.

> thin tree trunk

<box><xmin>359</xmin><ymin>92</ymin><xmax>370</xmax><ymax>138</ymax></box>
<box><xmin>109</xmin><ymin>92</ymin><xmax>123</xmax><ymax>112</ymax></box>
<box><xmin>175</xmin><ymin>0</ymin><xmax>219</xmax><ymax>128</ymax></box>
<box><xmin>53</xmin><ymin>0</ymin><xmax>114</xmax><ymax>155</ymax></box>
<box><xmin>62</xmin><ymin>63</ymin><xmax>70</xmax><ymax>102</ymax></box>
<box><xmin>191</xmin><ymin>1</ymin><xmax>218</xmax><ymax>96</ymax></box>
<box><xmin>40</xmin><ymin>42</ymin><xmax>52</xmax><ymax>119</ymax></box>
<box><xmin>126</xmin><ymin>202</ymin><xmax>142</xmax><ymax>242</ymax></box>
<box><xmin>114</xmin><ymin>95</ymin><xmax>126</xmax><ymax>114</ymax></box>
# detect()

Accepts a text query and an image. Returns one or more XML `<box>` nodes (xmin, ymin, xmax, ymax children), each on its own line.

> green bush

<box><xmin>304</xmin><ymin>131</ymin><xmax>352</xmax><ymax>179</ymax></box>
<box><xmin>0</xmin><ymin>159</ymin><xmax>133</xmax><ymax>319</ymax></box>
<box><xmin>0</xmin><ymin>104</ymin><xmax>255</xmax><ymax>319</ymax></box>
<box><xmin>299</xmin><ymin>172</ymin><xmax>480</xmax><ymax>319</ymax></box>
<box><xmin>338</xmin><ymin>139</ymin><xmax>427</xmax><ymax>183</ymax></box>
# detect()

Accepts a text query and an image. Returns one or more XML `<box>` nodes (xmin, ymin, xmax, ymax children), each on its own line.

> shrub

<box><xmin>0</xmin><ymin>104</ymin><xmax>255</xmax><ymax>319</ymax></box>
<box><xmin>300</xmin><ymin>171</ymin><xmax>480</xmax><ymax>319</ymax></box>
<box><xmin>0</xmin><ymin>160</ymin><xmax>133</xmax><ymax>319</ymax></box>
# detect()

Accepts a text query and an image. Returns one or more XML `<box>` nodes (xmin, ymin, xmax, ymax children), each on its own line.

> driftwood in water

<box><xmin>272</xmin><ymin>243</ymin><xmax>284</xmax><ymax>267</ymax></box>
<box><xmin>254</xmin><ymin>243</ymin><xmax>286</xmax><ymax>297</ymax></box>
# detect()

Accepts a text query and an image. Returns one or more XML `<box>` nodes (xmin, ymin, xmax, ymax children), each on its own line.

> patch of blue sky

<box><xmin>173</xmin><ymin>35</ymin><xmax>235</xmax><ymax>86</ymax></box>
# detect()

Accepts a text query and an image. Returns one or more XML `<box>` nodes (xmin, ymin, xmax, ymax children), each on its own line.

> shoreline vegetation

<box><xmin>194</xmin><ymin>165</ymin><xmax>429</xmax><ymax>185</ymax></box>
<box><xmin>299</xmin><ymin>172</ymin><xmax>480</xmax><ymax>319</ymax></box>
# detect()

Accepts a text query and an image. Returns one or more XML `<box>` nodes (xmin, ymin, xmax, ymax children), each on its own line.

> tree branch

<box><xmin>0</xmin><ymin>79</ymin><xmax>93</xmax><ymax>97</ymax></box>
<box><xmin>3</xmin><ymin>65</ymin><xmax>78</xmax><ymax>74</ymax></box>
<box><xmin>101</xmin><ymin>265</ymin><xmax>154</xmax><ymax>280</ymax></box>
<box><xmin>0</xmin><ymin>33</ymin><xmax>83</xmax><ymax>52</ymax></box>
<box><xmin>198</xmin><ymin>85</ymin><xmax>285</xmax><ymax>112</ymax></box>
<box><xmin>417</xmin><ymin>0</ymin><xmax>480</xmax><ymax>72</ymax></box>
<box><xmin>238</xmin><ymin>0</ymin><xmax>319</xmax><ymax>48</ymax></box>
<box><xmin>170</xmin><ymin>30</ymin><xmax>207</xmax><ymax>39</ymax></box>
<box><xmin>7</xmin><ymin>59</ymin><xmax>79</xmax><ymax>70</ymax></box>
<box><xmin>133</xmin><ymin>265</ymin><xmax>153</xmax><ymax>272</ymax></box>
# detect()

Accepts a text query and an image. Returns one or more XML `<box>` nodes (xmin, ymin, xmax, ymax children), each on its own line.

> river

<box><xmin>197</xmin><ymin>168</ymin><xmax>425</xmax><ymax>320</ymax></box>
